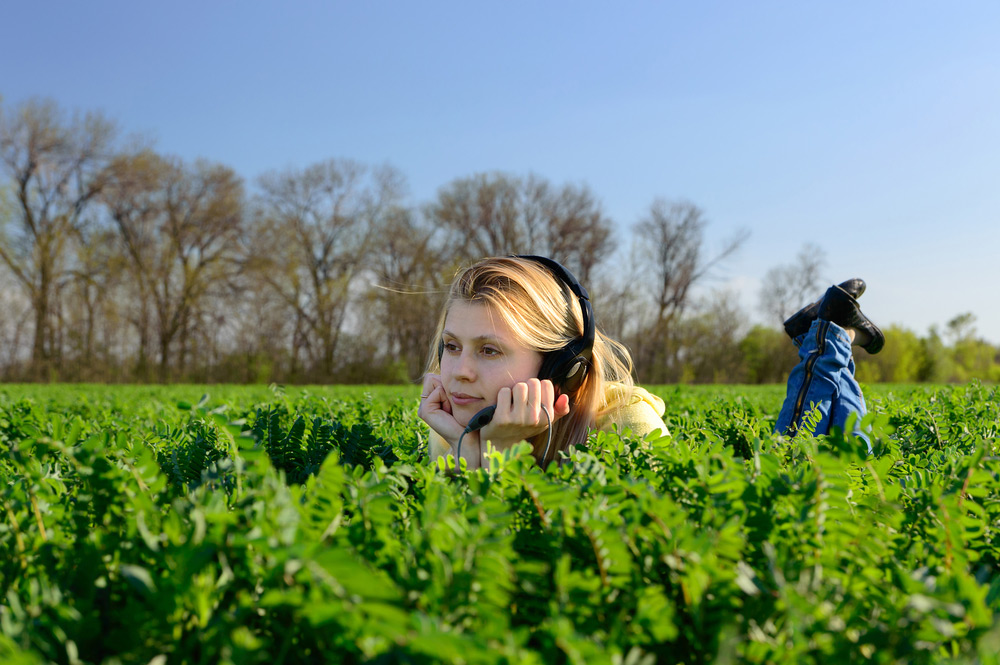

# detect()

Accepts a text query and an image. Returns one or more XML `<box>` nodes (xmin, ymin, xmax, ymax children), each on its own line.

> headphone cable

<box><xmin>453</xmin><ymin>404</ymin><xmax>553</xmax><ymax>472</ymax></box>
<box><xmin>539</xmin><ymin>404</ymin><xmax>553</xmax><ymax>469</ymax></box>
<box><xmin>454</xmin><ymin>429</ymin><xmax>467</xmax><ymax>473</ymax></box>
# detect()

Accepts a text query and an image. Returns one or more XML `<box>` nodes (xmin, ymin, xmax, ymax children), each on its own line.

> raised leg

<box><xmin>775</xmin><ymin>319</ymin><xmax>870</xmax><ymax>451</ymax></box>
<box><xmin>776</xmin><ymin>280</ymin><xmax>883</xmax><ymax>453</ymax></box>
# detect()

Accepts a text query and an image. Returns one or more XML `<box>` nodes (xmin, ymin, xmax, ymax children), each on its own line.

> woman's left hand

<box><xmin>479</xmin><ymin>378</ymin><xmax>571</xmax><ymax>450</ymax></box>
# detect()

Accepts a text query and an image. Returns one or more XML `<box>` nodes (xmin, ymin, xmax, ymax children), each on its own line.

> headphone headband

<box><xmin>515</xmin><ymin>254</ymin><xmax>591</xmax><ymax>302</ymax></box>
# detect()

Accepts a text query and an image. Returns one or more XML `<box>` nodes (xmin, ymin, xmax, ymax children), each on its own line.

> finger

<box><xmin>552</xmin><ymin>392</ymin><xmax>571</xmax><ymax>420</ymax></box>
<box><xmin>418</xmin><ymin>379</ymin><xmax>437</xmax><ymax>407</ymax></box>
<box><xmin>536</xmin><ymin>379</ymin><xmax>571</xmax><ymax>423</ymax></box>
<box><xmin>418</xmin><ymin>380</ymin><xmax>447</xmax><ymax>417</ymax></box>
<box><xmin>539</xmin><ymin>379</ymin><xmax>556</xmax><ymax>414</ymax></box>
<box><xmin>494</xmin><ymin>386</ymin><xmax>513</xmax><ymax>420</ymax></box>
<box><xmin>417</xmin><ymin>388</ymin><xmax>435</xmax><ymax>418</ymax></box>
<box><xmin>537</xmin><ymin>380</ymin><xmax>568</xmax><ymax>428</ymax></box>
<box><xmin>418</xmin><ymin>385</ymin><xmax>463</xmax><ymax>443</ymax></box>
<box><xmin>432</xmin><ymin>383</ymin><xmax>452</xmax><ymax>415</ymax></box>
<box><xmin>511</xmin><ymin>381</ymin><xmax>530</xmax><ymax>420</ymax></box>
<box><xmin>525</xmin><ymin>378</ymin><xmax>543</xmax><ymax>423</ymax></box>
<box><xmin>421</xmin><ymin>373</ymin><xmax>441</xmax><ymax>395</ymax></box>
<box><xmin>509</xmin><ymin>380</ymin><xmax>543</xmax><ymax>425</ymax></box>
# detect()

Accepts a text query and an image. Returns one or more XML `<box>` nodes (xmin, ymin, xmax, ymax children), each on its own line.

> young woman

<box><xmin>417</xmin><ymin>255</ymin><xmax>883</xmax><ymax>470</ymax></box>
<box><xmin>418</xmin><ymin>255</ymin><xmax>668</xmax><ymax>470</ymax></box>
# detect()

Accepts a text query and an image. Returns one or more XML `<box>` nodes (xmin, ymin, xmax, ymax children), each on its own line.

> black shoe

<box><xmin>816</xmin><ymin>283</ymin><xmax>884</xmax><ymax>354</ymax></box>
<box><xmin>783</xmin><ymin>278</ymin><xmax>866</xmax><ymax>340</ymax></box>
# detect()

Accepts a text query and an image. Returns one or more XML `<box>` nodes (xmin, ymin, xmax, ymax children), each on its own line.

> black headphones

<box><xmin>438</xmin><ymin>254</ymin><xmax>595</xmax><ymax>395</ymax></box>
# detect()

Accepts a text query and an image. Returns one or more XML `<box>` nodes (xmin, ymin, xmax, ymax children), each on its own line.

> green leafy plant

<box><xmin>0</xmin><ymin>383</ymin><xmax>997</xmax><ymax>664</ymax></box>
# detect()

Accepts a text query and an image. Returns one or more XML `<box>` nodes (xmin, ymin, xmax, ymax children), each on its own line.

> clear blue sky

<box><xmin>4</xmin><ymin>1</ymin><xmax>1000</xmax><ymax>344</ymax></box>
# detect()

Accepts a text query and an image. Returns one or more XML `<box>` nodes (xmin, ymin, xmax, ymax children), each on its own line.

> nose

<box><xmin>450</xmin><ymin>349</ymin><xmax>476</xmax><ymax>382</ymax></box>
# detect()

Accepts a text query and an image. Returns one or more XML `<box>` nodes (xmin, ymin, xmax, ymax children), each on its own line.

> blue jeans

<box><xmin>775</xmin><ymin>319</ymin><xmax>871</xmax><ymax>452</ymax></box>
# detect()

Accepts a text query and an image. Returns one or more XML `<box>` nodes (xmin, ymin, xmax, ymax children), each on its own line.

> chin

<box><xmin>452</xmin><ymin>410</ymin><xmax>473</xmax><ymax>429</ymax></box>
<box><xmin>452</xmin><ymin>403</ymin><xmax>487</xmax><ymax>429</ymax></box>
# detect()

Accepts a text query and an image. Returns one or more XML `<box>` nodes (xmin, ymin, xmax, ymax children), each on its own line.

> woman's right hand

<box><xmin>417</xmin><ymin>373</ymin><xmax>465</xmax><ymax>447</ymax></box>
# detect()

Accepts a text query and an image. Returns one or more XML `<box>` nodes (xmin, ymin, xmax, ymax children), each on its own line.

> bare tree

<box><xmin>759</xmin><ymin>243</ymin><xmax>826</xmax><ymax>323</ymax></box>
<box><xmin>218</xmin><ymin>277</ymin><xmax>294</xmax><ymax>383</ymax></box>
<box><xmin>99</xmin><ymin>149</ymin><xmax>167</xmax><ymax>378</ymax></box>
<box><xmin>674</xmin><ymin>290</ymin><xmax>749</xmax><ymax>383</ymax></box>
<box><xmin>155</xmin><ymin>159</ymin><xmax>244</xmax><ymax>379</ymax></box>
<box><xmin>523</xmin><ymin>175</ymin><xmax>615</xmax><ymax>283</ymax></box>
<box><xmin>588</xmin><ymin>248</ymin><xmax>648</xmax><ymax>347</ymax></box>
<box><xmin>427</xmin><ymin>172</ymin><xmax>523</xmax><ymax>259</ymax></box>
<box><xmin>249</xmin><ymin>159</ymin><xmax>403</xmax><ymax>379</ymax></box>
<box><xmin>424</xmin><ymin>172</ymin><xmax>616</xmax><ymax>282</ymax></box>
<box><xmin>0</xmin><ymin>265</ymin><xmax>32</xmax><ymax>378</ymax></box>
<box><xmin>101</xmin><ymin>150</ymin><xmax>244</xmax><ymax>380</ymax></box>
<box><xmin>366</xmin><ymin>205</ymin><xmax>449</xmax><ymax>380</ymax></box>
<box><xmin>631</xmin><ymin>199</ymin><xmax>749</xmax><ymax>382</ymax></box>
<box><xmin>62</xmin><ymin>226</ymin><xmax>125</xmax><ymax>379</ymax></box>
<box><xmin>0</xmin><ymin>98</ymin><xmax>117</xmax><ymax>377</ymax></box>
<box><xmin>946</xmin><ymin>312</ymin><xmax>977</xmax><ymax>344</ymax></box>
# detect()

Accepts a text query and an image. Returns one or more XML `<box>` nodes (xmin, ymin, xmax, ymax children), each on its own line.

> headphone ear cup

<box><xmin>559</xmin><ymin>357</ymin><xmax>589</xmax><ymax>394</ymax></box>
<box><xmin>538</xmin><ymin>349</ymin><xmax>589</xmax><ymax>394</ymax></box>
<box><xmin>537</xmin><ymin>351</ymin><xmax>560</xmax><ymax>385</ymax></box>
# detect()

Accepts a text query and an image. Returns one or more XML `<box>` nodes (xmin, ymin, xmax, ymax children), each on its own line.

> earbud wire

<box><xmin>453</xmin><ymin>403</ymin><xmax>554</xmax><ymax>473</ymax></box>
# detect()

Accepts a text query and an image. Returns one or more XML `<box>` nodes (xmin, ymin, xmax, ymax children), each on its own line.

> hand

<box><xmin>479</xmin><ymin>378</ymin><xmax>571</xmax><ymax>450</ymax></box>
<box><xmin>417</xmin><ymin>373</ymin><xmax>464</xmax><ymax>446</ymax></box>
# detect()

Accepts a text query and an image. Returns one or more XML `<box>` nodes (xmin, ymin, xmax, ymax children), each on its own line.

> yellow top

<box><xmin>428</xmin><ymin>382</ymin><xmax>668</xmax><ymax>462</ymax></box>
<box><xmin>596</xmin><ymin>383</ymin><xmax>669</xmax><ymax>439</ymax></box>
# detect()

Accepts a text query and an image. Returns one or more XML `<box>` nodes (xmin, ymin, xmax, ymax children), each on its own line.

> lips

<box><xmin>448</xmin><ymin>392</ymin><xmax>483</xmax><ymax>407</ymax></box>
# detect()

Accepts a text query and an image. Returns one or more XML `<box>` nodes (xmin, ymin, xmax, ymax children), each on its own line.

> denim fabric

<box><xmin>775</xmin><ymin>319</ymin><xmax>870</xmax><ymax>452</ymax></box>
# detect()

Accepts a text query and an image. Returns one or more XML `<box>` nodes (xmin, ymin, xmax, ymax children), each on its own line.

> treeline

<box><xmin>1</xmin><ymin>96</ymin><xmax>998</xmax><ymax>385</ymax></box>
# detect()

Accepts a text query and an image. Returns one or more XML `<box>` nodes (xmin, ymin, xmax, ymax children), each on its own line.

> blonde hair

<box><xmin>426</xmin><ymin>256</ymin><xmax>636</xmax><ymax>464</ymax></box>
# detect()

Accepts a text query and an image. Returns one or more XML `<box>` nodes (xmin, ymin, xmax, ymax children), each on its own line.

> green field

<box><xmin>1</xmin><ymin>382</ymin><xmax>998</xmax><ymax>664</ymax></box>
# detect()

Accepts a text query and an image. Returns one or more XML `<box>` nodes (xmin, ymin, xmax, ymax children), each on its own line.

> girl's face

<box><xmin>439</xmin><ymin>301</ymin><xmax>544</xmax><ymax>427</ymax></box>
